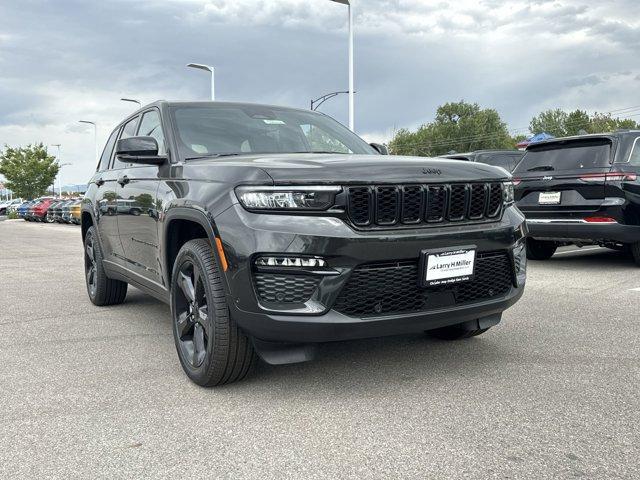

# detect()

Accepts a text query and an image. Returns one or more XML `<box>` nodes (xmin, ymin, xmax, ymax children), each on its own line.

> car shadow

<box><xmin>240</xmin><ymin>332</ymin><xmax>506</xmax><ymax>393</ymax></box>
<box><xmin>121</xmin><ymin>286</ymin><xmax>508</xmax><ymax>393</ymax></box>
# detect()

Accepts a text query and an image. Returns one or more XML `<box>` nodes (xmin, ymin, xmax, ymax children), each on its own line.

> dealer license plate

<box><xmin>539</xmin><ymin>192</ymin><xmax>561</xmax><ymax>205</ymax></box>
<box><xmin>421</xmin><ymin>248</ymin><xmax>476</xmax><ymax>287</ymax></box>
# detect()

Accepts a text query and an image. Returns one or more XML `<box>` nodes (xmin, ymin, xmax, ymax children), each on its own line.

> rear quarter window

<box><xmin>628</xmin><ymin>138</ymin><xmax>640</xmax><ymax>166</ymax></box>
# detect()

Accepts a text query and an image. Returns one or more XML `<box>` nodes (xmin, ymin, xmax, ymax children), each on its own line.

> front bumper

<box><xmin>215</xmin><ymin>204</ymin><xmax>527</xmax><ymax>343</ymax></box>
<box><xmin>527</xmin><ymin>219</ymin><xmax>640</xmax><ymax>244</ymax></box>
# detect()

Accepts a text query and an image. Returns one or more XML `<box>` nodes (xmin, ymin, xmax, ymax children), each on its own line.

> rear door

<box><xmin>93</xmin><ymin>125</ymin><xmax>125</xmax><ymax>258</ymax></box>
<box><xmin>514</xmin><ymin>137</ymin><xmax>615</xmax><ymax>220</ymax></box>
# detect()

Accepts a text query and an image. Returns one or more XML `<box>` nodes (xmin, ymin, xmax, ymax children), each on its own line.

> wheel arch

<box><xmin>163</xmin><ymin>208</ymin><xmax>230</xmax><ymax>295</ymax></box>
<box><xmin>81</xmin><ymin>208</ymin><xmax>95</xmax><ymax>241</ymax></box>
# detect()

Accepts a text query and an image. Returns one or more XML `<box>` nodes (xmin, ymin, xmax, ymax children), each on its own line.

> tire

<box><xmin>526</xmin><ymin>238</ymin><xmax>557</xmax><ymax>260</ymax></box>
<box><xmin>631</xmin><ymin>242</ymin><xmax>640</xmax><ymax>267</ymax></box>
<box><xmin>84</xmin><ymin>226</ymin><xmax>128</xmax><ymax>306</ymax></box>
<box><xmin>171</xmin><ymin>238</ymin><xmax>256</xmax><ymax>387</ymax></box>
<box><xmin>428</xmin><ymin>324</ymin><xmax>490</xmax><ymax>341</ymax></box>
<box><xmin>45</xmin><ymin>214</ymin><xmax>55</xmax><ymax>223</ymax></box>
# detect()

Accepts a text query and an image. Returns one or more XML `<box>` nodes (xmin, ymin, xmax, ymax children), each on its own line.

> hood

<box><xmin>186</xmin><ymin>153</ymin><xmax>510</xmax><ymax>185</ymax></box>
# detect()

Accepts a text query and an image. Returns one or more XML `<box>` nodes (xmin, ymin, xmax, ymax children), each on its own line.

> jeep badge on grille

<box><xmin>422</xmin><ymin>168</ymin><xmax>442</xmax><ymax>175</ymax></box>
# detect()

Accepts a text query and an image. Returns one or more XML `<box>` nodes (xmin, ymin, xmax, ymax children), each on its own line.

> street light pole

<box><xmin>121</xmin><ymin>98</ymin><xmax>142</xmax><ymax>108</ymax></box>
<box><xmin>330</xmin><ymin>0</ymin><xmax>355</xmax><ymax>131</ymax></box>
<box><xmin>79</xmin><ymin>120</ymin><xmax>98</xmax><ymax>162</ymax></box>
<box><xmin>187</xmin><ymin>63</ymin><xmax>216</xmax><ymax>101</ymax></box>
<box><xmin>50</xmin><ymin>144</ymin><xmax>61</xmax><ymax>197</ymax></box>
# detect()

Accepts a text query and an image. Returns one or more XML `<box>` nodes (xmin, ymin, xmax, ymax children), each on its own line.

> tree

<box><xmin>389</xmin><ymin>101</ymin><xmax>514</xmax><ymax>157</ymax></box>
<box><xmin>529</xmin><ymin>109</ymin><xmax>639</xmax><ymax>137</ymax></box>
<box><xmin>0</xmin><ymin>143</ymin><xmax>59</xmax><ymax>199</ymax></box>
<box><xmin>529</xmin><ymin>109</ymin><xmax>569</xmax><ymax>137</ymax></box>
<box><xmin>565</xmin><ymin>109</ymin><xmax>591</xmax><ymax>136</ymax></box>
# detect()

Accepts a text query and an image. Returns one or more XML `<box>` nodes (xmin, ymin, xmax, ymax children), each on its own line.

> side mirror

<box><xmin>370</xmin><ymin>143</ymin><xmax>388</xmax><ymax>155</ymax></box>
<box><xmin>116</xmin><ymin>136</ymin><xmax>166</xmax><ymax>165</ymax></box>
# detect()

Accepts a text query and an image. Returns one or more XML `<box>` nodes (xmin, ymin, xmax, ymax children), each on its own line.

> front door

<box><xmin>115</xmin><ymin>108</ymin><xmax>165</xmax><ymax>285</ymax></box>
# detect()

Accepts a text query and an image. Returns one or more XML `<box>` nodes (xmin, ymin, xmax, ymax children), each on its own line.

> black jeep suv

<box><xmin>81</xmin><ymin>101</ymin><xmax>527</xmax><ymax>386</ymax></box>
<box><xmin>513</xmin><ymin>131</ymin><xmax>640</xmax><ymax>264</ymax></box>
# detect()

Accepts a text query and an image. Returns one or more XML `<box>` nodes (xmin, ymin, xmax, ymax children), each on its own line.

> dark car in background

<box><xmin>46</xmin><ymin>200</ymin><xmax>64</xmax><ymax>223</ymax></box>
<box><xmin>81</xmin><ymin>101</ymin><xmax>527</xmax><ymax>386</ymax></box>
<box><xmin>441</xmin><ymin>150</ymin><xmax>525</xmax><ymax>172</ymax></box>
<box><xmin>513</xmin><ymin>131</ymin><xmax>640</xmax><ymax>264</ymax></box>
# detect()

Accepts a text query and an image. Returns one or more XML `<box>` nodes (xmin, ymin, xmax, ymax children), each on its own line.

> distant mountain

<box><xmin>62</xmin><ymin>184</ymin><xmax>88</xmax><ymax>193</ymax></box>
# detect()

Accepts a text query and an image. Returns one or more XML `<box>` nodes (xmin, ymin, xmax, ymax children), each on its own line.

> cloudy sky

<box><xmin>1</xmin><ymin>0</ymin><xmax>639</xmax><ymax>184</ymax></box>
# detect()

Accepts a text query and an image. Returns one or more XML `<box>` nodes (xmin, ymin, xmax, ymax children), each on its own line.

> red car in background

<box><xmin>27</xmin><ymin>197</ymin><xmax>56</xmax><ymax>222</ymax></box>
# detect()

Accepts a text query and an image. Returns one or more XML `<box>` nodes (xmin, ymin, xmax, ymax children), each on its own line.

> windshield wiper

<box><xmin>527</xmin><ymin>165</ymin><xmax>555</xmax><ymax>172</ymax></box>
<box><xmin>185</xmin><ymin>153</ymin><xmax>242</xmax><ymax>161</ymax></box>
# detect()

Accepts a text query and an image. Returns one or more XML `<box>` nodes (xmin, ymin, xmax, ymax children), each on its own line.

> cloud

<box><xmin>0</xmin><ymin>0</ymin><xmax>640</xmax><ymax>183</ymax></box>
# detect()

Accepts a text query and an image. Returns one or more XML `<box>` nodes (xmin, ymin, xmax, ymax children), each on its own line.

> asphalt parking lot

<box><xmin>1</xmin><ymin>219</ymin><xmax>639</xmax><ymax>479</ymax></box>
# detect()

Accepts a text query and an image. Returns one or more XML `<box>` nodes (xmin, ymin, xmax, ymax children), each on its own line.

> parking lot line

<box><xmin>630</xmin><ymin>287</ymin><xmax>640</xmax><ymax>292</ymax></box>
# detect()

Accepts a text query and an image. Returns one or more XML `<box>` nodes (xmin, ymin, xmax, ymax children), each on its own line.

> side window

<box><xmin>138</xmin><ymin>110</ymin><xmax>166</xmax><ymax>155</ymax></box>
<box><xmin>97</xmin><ymin>128</ymin><xmax>119</xmax><ymax>171</ymax></box>
<box><xmin>112</xmin><ymin>116</ymin><xmax>139</xmax><ymax>170</ymax></box>
<box><xmin>629</xmin><ymin>138</ymin><xmax>640</xmax><ymax>166</ymax></box>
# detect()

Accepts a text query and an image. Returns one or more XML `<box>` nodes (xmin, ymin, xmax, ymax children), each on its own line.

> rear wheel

<box><xmin>171</xmin><ymin>239</ymin><xmax>256</xmax><ymax>387</ymax></box>
<box><xmin>526</xmin><ymin>238</ymin><xmax>557</xmax><ymax>260</ymax></box>
<box><xmin>631</xmin><ymin>242</ymin><xmax>640</xmax><ymax>267</ymax></box>
<box><xmin>84</xmin><ymin>226</ymin><xmax>128</xmax><ymax>306</ymax></box>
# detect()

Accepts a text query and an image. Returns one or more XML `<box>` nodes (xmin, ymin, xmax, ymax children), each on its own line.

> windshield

<box><xmin>476</xmin><ymin>152</ymin><xmax>524</xmax><ymax>171</ymax></box>
<box><xmin>170</xmin><ymin>104</ymin><xmax>376</xmax><ymax>159</ymax></box>
<box><xmin>515</xmin><ymin>139</ymin><xmax>613</xmax><ymax>174</ymax></box>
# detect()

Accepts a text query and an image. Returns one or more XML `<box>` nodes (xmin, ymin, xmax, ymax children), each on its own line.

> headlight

<box><xmin>236</xmin><ymin>186</ymin><xmax>341</xmax><ymax>211</ymax></box>
<box><xmin>503</xmin><ymin>181</ymin><xmax>515</xmax><ymax>205</ymax></box>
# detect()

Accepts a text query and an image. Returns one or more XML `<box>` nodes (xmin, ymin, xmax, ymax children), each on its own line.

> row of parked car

<box><xmin>8</xmin><ymin>197</ymin><xmax>82</xmax><ymax>224</ymax></box>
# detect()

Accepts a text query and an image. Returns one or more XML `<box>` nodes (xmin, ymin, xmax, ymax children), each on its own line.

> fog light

<box><xmin>255</xmin><ymin>256</ymin><xmax>327</xmax><ymax>268</ymax></box>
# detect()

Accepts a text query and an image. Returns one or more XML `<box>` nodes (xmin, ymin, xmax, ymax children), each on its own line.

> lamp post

<box><xmin>187</xmin><ymin>63</ymin><xmax>216</xmax><ymax>100</ymax></box>
<box><xmin>79</xmin><ymin>120</ymin><xmax>97</xmax><ymax>162</ymax></box>
<box><xmin>121</xmin><ymin>98</ymin><xmax>142</xmax><ymax>108</ymax></box>
<box><xmin>51</xmin><ymin>144</ymin><xmax>72</xmax><ymax>198</ymax></box>
<box><xmin>330</xmin><ymin>0</ymin><xmax>354</xmax><ymax>131</ymax></box>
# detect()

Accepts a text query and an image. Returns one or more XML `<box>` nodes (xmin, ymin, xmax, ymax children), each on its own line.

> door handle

<box><xmin>117</xmin><ymin>175</ymin><xmax>130</xmax><ymax>187</ymax></box>
<box><xmin>95</xmin><ymin>177</ymin><xmax>105</xmax><ymax>187</ymax></box>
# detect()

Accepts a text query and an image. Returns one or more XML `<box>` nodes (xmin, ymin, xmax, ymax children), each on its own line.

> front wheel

<box><xmin>171</xmin><ymin>239</ymin><xmax>256</xmax><ymax>387</ymax></box>
<box><xmin>526</xmin><ymin>238</ymin><xmax>557</xmax><ymax>260</ymax></box>
<box><xmin>84</xmin><ymin>226</ymin><xmax>128</xmax><ymax>306</ymax></box>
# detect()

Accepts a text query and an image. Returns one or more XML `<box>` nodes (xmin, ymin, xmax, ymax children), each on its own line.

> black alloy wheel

<box><xmin>525</xmin><ymin>238</ymin><xmax>557</xmax><ymax>260</ymax></box>
<box><xmin>174</xmin><ymin>259</ymin><xmax>210</xmax><ymax>368</ymax></box>
<box><xmin>83</xmin><ymin>226</ymin><xmax>128</xmax><ymax>306</ymax></box>
<box><xmin>171</xmin><ymin>239</ymin><xmax>256</xmax><ymax>386</ymax></box>
<box><xmin>85</xmin><ymin>234</ymin><xmax>98</xmax><ymax>298</ymax></box>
